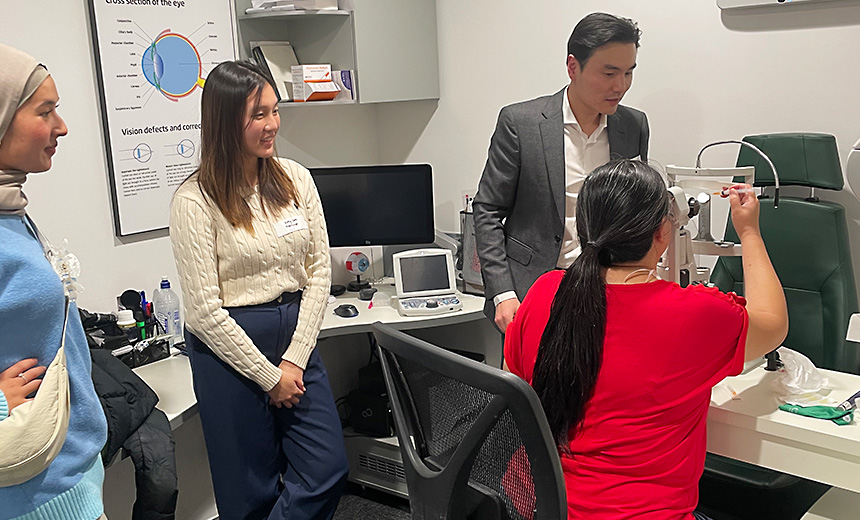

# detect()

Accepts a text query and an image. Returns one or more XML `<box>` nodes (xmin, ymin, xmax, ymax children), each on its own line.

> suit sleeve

<box><xmin>473</xmin><ymin>106</ymin><xmax>521</xmax><ymax>301</ymax></box>
<box><xmin>639</xmin><ymin>111</ymin><xmax>650</xmax><ymax>163</ymax></box>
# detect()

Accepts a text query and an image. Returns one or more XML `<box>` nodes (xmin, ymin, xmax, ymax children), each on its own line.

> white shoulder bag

<box><xmin>0</xmin><ymin>216</ymin><xmax>74</xmax><ymax>487</ymax></box>
<box><xmin>0</xmin><ymin>296</ymin><xmax>71</xmax><ymax>486</ymax></box>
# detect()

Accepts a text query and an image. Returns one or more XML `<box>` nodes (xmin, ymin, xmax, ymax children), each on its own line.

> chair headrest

<box><xmin>737</xmin><ymin>133</ymin><xmax>843</xmax><ymax>190</ymax></box>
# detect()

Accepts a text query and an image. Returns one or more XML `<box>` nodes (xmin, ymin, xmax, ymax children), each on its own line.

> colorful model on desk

<box><xmin>345</xmin><ymin>251</ymin><xmax>371</xmax><ymax>292</ymax></box>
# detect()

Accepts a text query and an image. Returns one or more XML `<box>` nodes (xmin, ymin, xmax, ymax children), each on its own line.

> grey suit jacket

<box><xmin>473</xmin><ymin>88</ymin><xmax>649</xmax><ymax>313</ymax></box>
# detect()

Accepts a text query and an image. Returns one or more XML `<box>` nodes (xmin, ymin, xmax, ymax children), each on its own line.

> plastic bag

<box><xmin>771</xmin><ymin>347</ymin><xmax>834</xmax><ymax>406</ymax></box>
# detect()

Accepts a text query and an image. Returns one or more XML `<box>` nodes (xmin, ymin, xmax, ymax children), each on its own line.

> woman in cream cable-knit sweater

<box><xmin>169</xmin><ymin>60</ymin><xmax>347</xmax><ymax>520</ymax></box>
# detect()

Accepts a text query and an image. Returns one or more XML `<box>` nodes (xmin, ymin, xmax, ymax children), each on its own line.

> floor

<box><xmin>333</xmin><ymin>482</ymin><xmax>411</xmax><ymax>520</ymax></box>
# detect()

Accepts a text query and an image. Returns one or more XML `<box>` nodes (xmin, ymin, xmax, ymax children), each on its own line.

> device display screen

<box><xmin>310</xmin><ymin>164</ymin><xmax>434</xmax><ymax>247</ymax></box>
<box><xmin>399</xmin><ymin>255</ymin><xmax>450</xmax><ymax>293</ymax></box>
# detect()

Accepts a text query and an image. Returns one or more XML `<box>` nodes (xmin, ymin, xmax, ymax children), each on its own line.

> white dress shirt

<box><xmin>495</xmin><ymin>88</ymin><xmax>610</xmax><ymax>306</ymax></box>
<box><xmin>557</xmin><ymin>86</ymin><xmax>610</xmax><ymax>268</ymax></box>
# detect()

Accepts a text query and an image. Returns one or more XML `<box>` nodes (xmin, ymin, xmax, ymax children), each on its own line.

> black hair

<box><xmin>531</xmin><ymin>160</ymin><xmax>669</xmax><ymax>448</ymax></box>
<box><xmin>567</xmin><ymin>13</ymin><xmax>641</xmax><ymax>68</ymax></box>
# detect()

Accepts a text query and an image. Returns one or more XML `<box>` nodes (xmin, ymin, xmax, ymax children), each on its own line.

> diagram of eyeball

<box><xmin>141</xmin><ymin>29</ymin><xmax>205</xmax><ymax>102</ymax></box>
<box><xmin>175</xmin><ymin>139</ymin><xmax>195</xmax><ymax>158</ymax></box>
<box><xmin>132</xmin><ymin>143</ymin><xmax>153</xmax><ymax>163</ymax></box>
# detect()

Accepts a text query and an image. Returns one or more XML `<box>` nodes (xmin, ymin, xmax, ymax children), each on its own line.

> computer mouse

<box><xmin>334</xmin><ymin>304</ymin><xmax>359</xmax><ymax>318</ymax></box>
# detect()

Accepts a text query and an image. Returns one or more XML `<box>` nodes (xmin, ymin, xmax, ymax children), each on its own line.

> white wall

<box><xmin>0</xmin><ymin>2</ymin><xmax>381</xmax><ymax>312</ymax></box>
<box><xmin>378</xmin><ymin>0</ymin><xmax>860</xmax><ymax>231</ymax></box>
<box><xmin>3</xmin><ymin>0</ymin><xmax>860</xmax><ymax>311</ymax></box>
<box><xmin>376</xmin><ymin>0</ymin><xmax>860</xmax><ymax>296</ymax></box>
<box><xmin>3</xmin><ymin>4</ymin><xmax>180</xmax><ymax>312</ymax></box>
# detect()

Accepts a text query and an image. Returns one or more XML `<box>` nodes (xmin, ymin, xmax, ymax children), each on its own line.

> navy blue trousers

<box><xmin>185</xmin><ymin>292</ymin><xmax>348</xmax><ymax>520</ymax></box>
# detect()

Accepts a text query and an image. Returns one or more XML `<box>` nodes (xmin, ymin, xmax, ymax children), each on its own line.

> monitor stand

<box><xmin>347</xmin><ymin>275</ymin><xmax>371</xmax><ymax>292</ymax></box>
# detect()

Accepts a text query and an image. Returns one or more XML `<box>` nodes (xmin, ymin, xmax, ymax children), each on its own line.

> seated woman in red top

<box><xmin>504</xmin><ymin>160</ymin><xmax>788</xmax><ymax>520</ymax></box>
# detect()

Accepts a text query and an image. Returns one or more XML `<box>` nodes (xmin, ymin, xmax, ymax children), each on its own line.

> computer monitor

<box><xmin>309</xmin><ymin>164</ymin><xmax>435</xmax><ymax>247</ymax></box>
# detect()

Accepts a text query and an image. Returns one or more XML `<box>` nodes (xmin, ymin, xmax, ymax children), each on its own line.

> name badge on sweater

<box><xmin>274</xmin><ymin>215</ymin><xmax>308</xmax><ymax>237</ymax></box>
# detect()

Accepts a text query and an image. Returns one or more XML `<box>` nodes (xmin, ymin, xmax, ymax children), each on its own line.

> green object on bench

<box><xmin>778</xmin><ymin>403</ymin><xmax>854</xmax><ymax>426</ymax></box>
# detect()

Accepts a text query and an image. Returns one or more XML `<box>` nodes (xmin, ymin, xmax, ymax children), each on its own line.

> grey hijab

<box><xmin>0</xmin><ymin>43</ymin><xmax>50</xmax><ymax>215</ymax></box>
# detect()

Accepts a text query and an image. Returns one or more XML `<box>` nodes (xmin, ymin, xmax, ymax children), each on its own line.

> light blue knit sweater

<box><xmin>0</xmin><ymin>214</ymin><xmax>107</xmax><ymax>520</ymax></box>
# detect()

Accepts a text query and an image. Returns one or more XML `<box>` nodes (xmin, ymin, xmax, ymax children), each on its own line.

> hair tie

<box><xmin>584</xmin><ymin>241</ymin><xmax>600</xmax><ymax>250</ymax></box>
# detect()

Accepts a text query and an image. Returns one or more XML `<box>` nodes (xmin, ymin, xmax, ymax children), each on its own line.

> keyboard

<box><xmin>397</xmin><ymin>295</ymin><xmax>463</xmax><ymax>317</ymax></box>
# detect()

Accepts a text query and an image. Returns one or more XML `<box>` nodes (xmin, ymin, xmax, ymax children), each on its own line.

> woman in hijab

<box><xmin>0</xmin><ymin>43</ymin><xmax>108</xmax><ymax>520</ymax></box>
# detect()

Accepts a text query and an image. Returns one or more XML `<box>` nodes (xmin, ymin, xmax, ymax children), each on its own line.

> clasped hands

<box><xmin>267</xmin><ymin>359</ymin><xmax>305</xmax><ymax>409</ymax></box>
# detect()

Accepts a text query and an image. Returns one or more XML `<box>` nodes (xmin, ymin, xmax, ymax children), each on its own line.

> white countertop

<box><xmin>709</xmin><ymin>364</ymin><xmax>860</xmax><ymax>492</ymax></box>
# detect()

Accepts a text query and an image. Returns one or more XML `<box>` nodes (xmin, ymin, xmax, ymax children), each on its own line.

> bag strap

<box><xmin>59</xmin><ymin>295</ymin><xmax>70</xmax><ymax>350</ymax></box>
<box><xmin>23</xmin><ymin>214</ymin><xmax>71</xmax><ymax>345</ymax></box>
<box><xmin>23</xmin><ymin>214</ymin><xmax>47</xmax><ymax>252</ymax></box>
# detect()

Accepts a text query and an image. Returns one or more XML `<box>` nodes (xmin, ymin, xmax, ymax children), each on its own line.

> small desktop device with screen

<box><xmin>393</xmin><ymin>249</ymin><xmax>463</xmax><ymax>317</ymax></box>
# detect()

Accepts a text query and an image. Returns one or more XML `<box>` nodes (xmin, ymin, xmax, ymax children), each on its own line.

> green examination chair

<box><xmin>698</xmin><ymin>133</ymin><xmax>860</xmax><ymax>520</ymax></box>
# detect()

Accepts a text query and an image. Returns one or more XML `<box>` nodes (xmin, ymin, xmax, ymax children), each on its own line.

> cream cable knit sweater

<box><xmin>169</xmin><ymin>158</ymin><xmax>331</xmax><ymax>392</ymax></box>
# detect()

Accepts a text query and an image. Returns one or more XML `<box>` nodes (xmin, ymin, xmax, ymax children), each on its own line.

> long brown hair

<box><xmin>196</xmin><ymin>60</ymin><xmax>297</xmax><ymax>231</ymax></box>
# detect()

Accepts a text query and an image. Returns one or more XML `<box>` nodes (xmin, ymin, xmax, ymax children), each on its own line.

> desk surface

<box><xmin>320</xmin><ymin>284</ymin><xmax>485</xmax><ymax>338</ymax></box>
<box><xmin>133</xmin><ymin>354</ymin><xmax>197</xmax><ymax>429</ymax></box>
<box><xmin>135</xmin><ymin>286</ymin><xmax>487</xmax><ymax>428</ymax></box>
<box><xmin>709</xmin><ymin>365</ymin><xmax>860</xmax><ymax>493</ymax></box>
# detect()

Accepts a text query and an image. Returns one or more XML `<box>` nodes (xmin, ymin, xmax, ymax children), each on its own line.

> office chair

<box><xmin>372</xmin><ymin>323</ymin><xmax>567</xmax><ymax>520</ymax></box>
<box><xmin>699</xmin><ymin>133</ymin><xmax>860</xmax><ymax>520</ymax></box>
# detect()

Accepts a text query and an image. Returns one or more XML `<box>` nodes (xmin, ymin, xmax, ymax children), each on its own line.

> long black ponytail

<box><xmin>531</xmin><ymin>160</ymin><xmax>670</xmax><ymax>448</ymax></box>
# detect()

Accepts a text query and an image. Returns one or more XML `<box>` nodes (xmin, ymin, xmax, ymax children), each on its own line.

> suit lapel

<box><xmin>540</xmin><ymin>89</ymin><xmax>566</xmax><ymax>223</ymax></box>
<box><xmin>607</xmin><ymin>110</ymin><xmax>626</xmax><ymax>159</ymax></box>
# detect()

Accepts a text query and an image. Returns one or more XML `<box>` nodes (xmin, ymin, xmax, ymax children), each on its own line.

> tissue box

<box><xmin>291</xmin><ymin>64</ymin><xmax>340</xmax><ymax>102</ymax></box>
<box><xmin>332</xmin><ymin>70</ymin><xmax>356</xmax><ymax>103</ymax></box>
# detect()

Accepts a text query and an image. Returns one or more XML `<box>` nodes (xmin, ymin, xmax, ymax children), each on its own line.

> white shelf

<box><xmin>278</xmin><ymin>99</ymin><xmax>357</xmax><ymax>107</ymax></box>
<box><xmin>239</xmin><ymin>9</ymin><xmax>350</xmax><ymax>20</ymax></box>
<box><xmin>234</xmin><ymin>0</ymin><xmax>439</xmax><ymax>105</ymax></box>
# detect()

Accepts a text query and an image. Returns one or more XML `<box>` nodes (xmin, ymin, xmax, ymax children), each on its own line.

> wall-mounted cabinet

<box><xmin>234</xmin><ymin>0</ymin><xmax>439</xmax><ymax>105</ymax></box>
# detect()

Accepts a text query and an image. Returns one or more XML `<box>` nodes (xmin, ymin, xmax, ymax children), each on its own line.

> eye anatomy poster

<box><xmin>88</xmin><ymin>0</ymin><xmax>236</xmax><ymax>236</ymax></box>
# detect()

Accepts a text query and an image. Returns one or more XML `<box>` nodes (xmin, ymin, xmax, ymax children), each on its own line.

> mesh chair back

<box><xmin>373</xmin><ymin>323</ymin><xmax>566</xmax><ymax>520</ymax></box>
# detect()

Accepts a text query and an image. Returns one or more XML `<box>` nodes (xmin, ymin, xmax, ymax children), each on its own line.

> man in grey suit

<box><xmin>474</xmin><ymin>13</ymin><xmax>649</xmax><ymax>332</ymax></box>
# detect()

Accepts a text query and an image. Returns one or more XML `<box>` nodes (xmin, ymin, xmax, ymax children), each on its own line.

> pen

<box><xmin>714</xmin><ymin>187</ymin><xmax>754</xmax><ymax>198</ymax></box>
<box><xmin>837</xmin><ymin>389</ymin><xmax>860</xmax><ymax>411</ymax></box>
<box><xmin>725</xmin><ymin>383</ymin><xmax>740</xmax><ymax>400</ymax></box>
<box><xmin>140</xmin><ymin>291</ymin><xmax>149</xmax><ymax>317</ymax></box>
